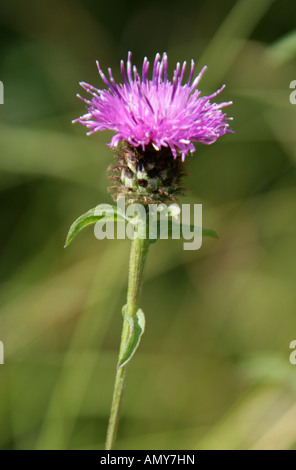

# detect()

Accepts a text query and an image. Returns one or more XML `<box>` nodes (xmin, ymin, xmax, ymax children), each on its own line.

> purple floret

<box><xmin>74</xmin><ymin>52</ymin><xmax>233</xmax><ymax>161</ymax></box>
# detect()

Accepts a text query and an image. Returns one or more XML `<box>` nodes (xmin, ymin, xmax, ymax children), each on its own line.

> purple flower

<box><xmin>74</xmin><ymin>52</ymin><xmax>233</xmax><ymax>161</ymax></box>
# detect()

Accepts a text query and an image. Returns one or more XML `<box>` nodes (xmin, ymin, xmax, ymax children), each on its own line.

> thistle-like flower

<box><xmin>74</xmin><ymin>52</ymin><xmax>232</xmax><ymax>204</ymax></box>
<box><xmin>75</xmin><ymin>52</ymin><xmax>232</xmax><ymax>160</ymax></box>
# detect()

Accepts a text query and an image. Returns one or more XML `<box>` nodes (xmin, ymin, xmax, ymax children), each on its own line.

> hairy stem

<box><xmin>105</xmin><ymin>236</ymin><xmax>149</xmax><ymax>450</ymax></box>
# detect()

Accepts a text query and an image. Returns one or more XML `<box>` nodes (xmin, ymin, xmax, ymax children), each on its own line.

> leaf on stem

<box><xmin>118</xmin><ymin>305</ymin><xmax>145</xmax><ymax>369</ymax></box>
<box><xmin>64</xmin><ymin>205</ymin><xmax>128</xmax><ymax>247</ymax></box>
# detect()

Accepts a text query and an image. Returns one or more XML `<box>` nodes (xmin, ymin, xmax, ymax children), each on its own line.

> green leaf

<box><xmin>64</xmin><ymin>204</ymin><xmax>128</xmax><ymax>247</ymax></box>
<box><xmin>118</xmin><ymin>305</ymin><xmax>145</xmax><ymax>369</ymax></box>
<box><xmin>200</xmin><ymin>227</ymin><xmax>218</xmax><ymax>239</ymax></box>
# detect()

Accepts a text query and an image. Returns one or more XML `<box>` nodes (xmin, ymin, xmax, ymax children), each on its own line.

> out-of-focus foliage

<box><xmin>1</xmin><ymin>0</ymin><xmax>296</xmax><ymax>450</ymax></box>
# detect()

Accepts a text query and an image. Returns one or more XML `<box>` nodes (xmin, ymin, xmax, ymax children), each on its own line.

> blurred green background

<box><xmin>1</xmin><ymin>0</ymin><xmax>296</xmax><ymax>450</ymax></box>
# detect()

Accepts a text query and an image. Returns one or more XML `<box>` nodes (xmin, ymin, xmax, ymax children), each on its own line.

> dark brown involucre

<box><xmin>108</xmin><ymin>141</ymin><xmax>185</xmax><ymax>205</ymax></box>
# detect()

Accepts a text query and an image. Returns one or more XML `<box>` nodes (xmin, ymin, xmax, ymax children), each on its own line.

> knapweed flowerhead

<box><xmin>74</xmin><ymin>52</ymin><xmax>233</xmax><ymax>162</ymax></box>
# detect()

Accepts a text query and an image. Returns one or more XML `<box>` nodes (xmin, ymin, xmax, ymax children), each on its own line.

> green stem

<box><xmin>105</xmin><ymin>236</ymin><xmax>149</xmax><ymax>450</ymax></box>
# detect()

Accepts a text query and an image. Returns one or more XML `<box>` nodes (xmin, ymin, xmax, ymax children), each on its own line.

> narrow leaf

<box><xmin>64</xmin><ymin>205</ymin><xmax>127</xmax><ymax>247</ymax></box>
<box><xmin>200</xmin><ymin>227</ymin><xmax>218</xmax><ymax>239</ymax></box>
<box><xmin>118</xmin><ymin>307</ymin><xmax>145</xmax><ymax>369</ymax></box>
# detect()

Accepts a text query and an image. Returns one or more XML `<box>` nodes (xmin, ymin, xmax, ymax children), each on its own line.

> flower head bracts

<box><xmin>74</xmin><ymin>52</ymin><xmax>233</xmax><ymax>161</ymax></box>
